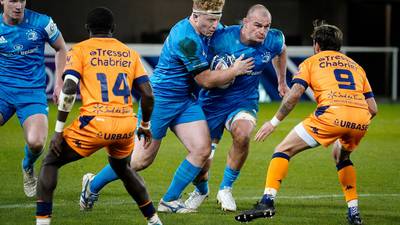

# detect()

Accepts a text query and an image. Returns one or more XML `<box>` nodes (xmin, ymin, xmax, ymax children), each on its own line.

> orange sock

<box><xmin>265</xmin><ymin>152</ymin><xmax>290</xmax><ymax>191</ymax></box>
<box><xmin>337</xmin><ymin>160</ymin><xmax>358</xmax><ymax>202</ymax></box>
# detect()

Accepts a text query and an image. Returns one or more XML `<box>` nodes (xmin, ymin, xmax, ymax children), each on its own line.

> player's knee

<box><xmin>26</xmin><ymin>140</ymin><xmax>45</xmax><ymax>153</ymax></box>
<box><xmin>131</xmin><ymin>159</ymin><xmax>151</xmax><ymax>171</ymax></box>
<box><xmin>194</xmin><ymin>145</ymin><xmax>211</xmax><ymax>162</ymax></box>
<box><xmin>233</xmin><ymin>132</ymin><xmax>251</xmax><ymax>149</ymax></box>
<box><xmin>41</xmin><ymin>152</ymin><xmax>61</xmax><ymax>168</ymax></box>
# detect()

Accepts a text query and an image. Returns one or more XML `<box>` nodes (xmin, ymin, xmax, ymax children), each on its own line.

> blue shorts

<box><xmin>204</xmin><ymin>105</ymin><xmax>257</xmax><ymax>140</ymax></box>
<box><xmin>137</xmin><ymin>98</ymin><xmax>206</xmax><ymax>140</ymax></box>
<box><xmin>0</xmin><ymin>87</ymin><xmax>48</xmax><ymax>126</ymax></box>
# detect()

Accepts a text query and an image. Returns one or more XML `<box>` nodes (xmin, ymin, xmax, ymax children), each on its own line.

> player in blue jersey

<box><xmin>0</xmin><ymin>0</ymin><xmax>67</xmax><ymax>197</ymax></box>
<box><xmin>79</xmin><ymin>0</ymin><xmax>254</xmax><ymax>213</ymax></box>
<box><xmin>184</xmin><ymin>4</ymin><xmax>289</xmax><ymax>211</ymax></box>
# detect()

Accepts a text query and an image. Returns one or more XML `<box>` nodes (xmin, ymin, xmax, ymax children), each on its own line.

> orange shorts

<box><xmin>301</xmin><ymin>106</ymin><xmax>371</xmax><ymax>150</ymax></box>
<box><xmin>63</xmin><ymin>115</ymin><xmax>137</xmax><ymax>159</ymax></box>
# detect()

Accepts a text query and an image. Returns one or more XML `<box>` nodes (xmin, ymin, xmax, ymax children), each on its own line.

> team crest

<box><xmin>26</xmin><ymin>29</ymin><xmax>38</xmax><ymax>41</ymax></box>
<box><xmin>261</xmin><ymin>52</ymin><xmax>271</xmax><ymax>63</ymax></box>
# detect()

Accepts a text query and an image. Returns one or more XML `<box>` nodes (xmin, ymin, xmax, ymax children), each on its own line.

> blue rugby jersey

<box><xmin>150</xmin><ymin>18</ymin><xmax>211</xmax><ymax>101</ymax></box>
<box><xmin>199</xmin><ymin>25</ymin><xmax>285</xmax><ymax>114</ymax></box>
<box><xmin>0</xmin><ymin>9</ymin><xmax>60</xmax><ymax>89</ymax></box>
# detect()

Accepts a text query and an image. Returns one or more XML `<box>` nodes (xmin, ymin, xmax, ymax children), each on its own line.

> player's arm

<box><xmin>272</xmin><ymin>45</ymin><xmax>289</xmax><ymax>97</ymax></box>
<box><xmin>133</xmin><ymin>77</ymin><xmax>154</xmax><ymax>148</ymax></box>
<box><xmin>194</xmin><ymin>55</ymin><xmax>254</xmax><ymax>89</ymax></box>
<box><xmin>254</xmin><ymin>83</ymin><xmax>305</xmax><ymax>141</ymax></box>
<box><xmin>50</xmin><ymin>34</ymin><xmax>68</xmax><ymax>104</ymax></box>
<box><xmin>51</xmin><ymin>74</ymin><xmax>79</xmax><ymax>156</ymax></box>
<box><xmin>366</xmin><ymin>97</ymin><xmax>378</xmax><ymax>119</ymax></box>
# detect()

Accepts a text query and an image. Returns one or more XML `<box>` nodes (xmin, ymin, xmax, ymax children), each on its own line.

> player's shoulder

<box><xmin>23</xmin><ymin>9</ymin><xmax>52</xmax><ymax>28</ymax></box>
<box><xmin>268</xmin><ymin>28</ymin><xmax>284</xmax><ymax>38</ymax></box>
<box><xmin>264</xmin><ymin>28</ymin><xmax>285</xmax><ymax>52</ymax></box>
<box><xmin>214</xmin><ymin>25</ymin><xmax>239</xmax><ymax>38</ymax></box>
<box><xmin>170</xmin><ymin>18</ymin><xmax>200</xmax><ymax>42</ymax></box>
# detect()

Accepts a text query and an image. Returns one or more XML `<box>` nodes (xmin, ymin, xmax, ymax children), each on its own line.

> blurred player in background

<box><xmin>79</xmin><ymin>0</ymin><xmax>254</xmax><ymax>213</ymax></box>
<box><xmin>185</xmin><ymin>4</ymin><xmax>289</xmax><ymax>212</ymax></box>
<box><xmin>235</xmin><ymin>21</ymin><xmax>378</xmax><ymax>225</ymax></box>
<box><xmin>0</xmin><ymin>0</ymin><xmax>67</xmax><ymax>197</ymax></box>
<box><xmin>35</xmin><ymin>7</ymin><xmax>162</xmax><ymax>225</ymax></box>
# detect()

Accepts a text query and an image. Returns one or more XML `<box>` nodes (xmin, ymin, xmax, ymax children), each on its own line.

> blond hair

<box><xmin>193</xmin><ymin>0</ymin><xmax>225</xmax><ymax>13</ymax></box>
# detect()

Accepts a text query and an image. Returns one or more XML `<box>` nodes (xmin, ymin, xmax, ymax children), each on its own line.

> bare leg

<box><xmin>23</xmin><ymin>114</ymin><xmax>48</xmax><ymax>154</ymax></box>
<box><xmin>108</xmin><ymin>156</ymin><xmax>157</xmax><ymax>219</ymax></box>
<box><xmin>130</xmin><ymin>135</ymin><xmax>162</xmax><ymax>171</ymax></box>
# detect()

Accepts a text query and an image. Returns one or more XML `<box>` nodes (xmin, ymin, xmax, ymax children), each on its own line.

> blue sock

<box><xmin>163</xmin><ymin>159</ymin><xmax>202</xmax><ymax>202</ymax></box>
<box><xmin>219</xmin><ymin>166</ymin><xmax>240</xmax><ymax>190</ymax></box>
<box><xmin>90</xmin><ymin>164</ymin><xmax>119</xmax><ymax>193</ymax></box>
<box><xmin>195</xmin><ymin>180</ymin><xmax>209</xmax><ymax>195</ymax></box>
<box><xmin>22</xmin><ymin>145</ymin><xmax>42</xmax><ymax>171</ymax></box>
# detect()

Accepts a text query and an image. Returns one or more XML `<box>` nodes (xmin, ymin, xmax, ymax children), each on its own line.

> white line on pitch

<box><xmin>1</xmin><ymin>193</ymin><xmax>399</xmax><ymax>209</ymax></box>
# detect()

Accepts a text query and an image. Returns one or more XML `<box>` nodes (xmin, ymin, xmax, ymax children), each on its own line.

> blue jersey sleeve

<box><xmin>269</xmin><ymin>29</ymin><xmax>285</xmax><ymax>55</ymax></box>
<box><xmin>175</xmin><ymin>36</ymin><xmax>209</xmax><ymax>75</ymax></box>
<box><xmin>35</xmin><ymin>13</ymin><xmax>60</xmax><ymax>44</ymax></box>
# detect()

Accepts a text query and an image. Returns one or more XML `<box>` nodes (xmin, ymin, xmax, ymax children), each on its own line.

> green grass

<box><xmin>1</xmin><ymin>102</ymin><xmax>399</xmax><ymax>225</ymax></box>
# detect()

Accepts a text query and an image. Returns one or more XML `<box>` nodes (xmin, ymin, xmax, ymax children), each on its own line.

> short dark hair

<box><xmin>86</xmin><ymin>7</ymin><xmax>114</xmax><ymax>34</ymax></box>
<box><xmin>311</xmin><ymin>20</ymin><xmax>343</xmax><ymax>51</ymax></box>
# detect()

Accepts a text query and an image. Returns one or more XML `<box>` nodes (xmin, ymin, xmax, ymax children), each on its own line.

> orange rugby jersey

<box><xmin>292</xmin><ymin>50</ymin><xmax>374</xmax><ymax>110</ymax></box>
<box><xmin>63</xmin><ymin>38</ymin><xmax>148</xmax><ymax>117</ymax></box>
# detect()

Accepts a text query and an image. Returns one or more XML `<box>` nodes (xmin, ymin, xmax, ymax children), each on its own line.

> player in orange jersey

<box><xmin>35</xmin><ymin>7</ymin><xmax>162</xmax><ymax>225</ymax></box>
<box><xmin>235</xmin><ymin>20</ymin><xmax>377</xmax><ymax>225</ymax></box>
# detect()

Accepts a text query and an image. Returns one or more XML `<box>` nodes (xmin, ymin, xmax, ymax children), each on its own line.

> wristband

<box><xmin>55</xmin><ymin>120</ymin><xmax>65</xmax><ymax>133</ymax></box>
<box><xmin>139</xmin><ymin>121</ymin><xmax>151</xmax><ymax>130</ymax></box>
<box><xmin>270</xmin><ymin>116</ymin><xmax>281</xmax><ymax>127</ymax></box>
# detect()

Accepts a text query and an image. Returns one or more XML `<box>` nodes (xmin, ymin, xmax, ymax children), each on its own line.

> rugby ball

<box><xmin>210</xmin><ymin>54</ymin><xmax>236</xmax><ymax>89</ymax></box>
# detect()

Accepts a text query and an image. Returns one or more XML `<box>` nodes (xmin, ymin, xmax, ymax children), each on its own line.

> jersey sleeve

<box><xmin>63</xmin><ymin>46</ymin><xmax>83</xmax><ymax>80</ymax></box>
<box><xmin>361</xmin><ymin>69</ymin><xmax>374</xmax><ymax>99</ymax></box>
<box><xmin>291</xmin><ymin>60</ymin><xmax>311</xmax><ymax>89</ymax></box>
<box><xmin>175</xmin><ymin>37</ymin><xmax>209</xmax><ymax>76</ymax></box>
<box><xmin>43</xmin><ymin>16</ymin><xmax>61</xmax><ymax>44</ymax></box>
<box><xmin>272</xmin><ymin>29</ymin><xmax>285</xmax><ymax>55</ymax></box>
<box><xmin>132</xmin><ymin>51</ymin><xmax>149</xmax><ymax>86</ymax></box>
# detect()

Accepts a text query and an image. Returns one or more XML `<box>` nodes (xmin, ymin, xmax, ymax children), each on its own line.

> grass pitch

<box><xmin>0</xmin><ymin>102</ymin><xmax>399</xmax><ymax>225</ymax></box>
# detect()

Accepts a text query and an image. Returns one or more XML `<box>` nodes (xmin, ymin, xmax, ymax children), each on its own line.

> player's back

<box><xmin>296</xmin><ymin>50</ymin><xmax>373</xmax><ymax>110</ymax></box>
<box><xmin>65</xmin><ymin>38</ymin><xmax>146</xmax><ymax>117</ymax></box>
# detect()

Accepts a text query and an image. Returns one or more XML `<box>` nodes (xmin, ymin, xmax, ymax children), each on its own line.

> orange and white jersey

<box><xmin>292</xmin><ymin>50</ymin><xmax>374</xmax><ymax>110</ymax></box>
<box><xmin>63</xmin><ymin>38</ymin><xmax>148</xmax><ymax>117</ymax></box>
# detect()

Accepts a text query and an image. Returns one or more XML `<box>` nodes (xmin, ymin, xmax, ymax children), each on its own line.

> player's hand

<box><xmin>52</xmin><ymin>81</ymin><xmax>63</xmax><ymax>104</ymax></box>
<box><xmin>278</xmin><ymin>82</ymin><xmax>290</xmax><ymax>97</ymax></box>
<box><xmin>254</xmin><ymin>121</ymin><xmax>276</xmax><ymax>142</ymax></box>
<box><xmin>137</xmin><ymin>127</ymin><xmax>152</xmax><ymax>149</ymax></box>
<box><xmin>231</xmin><ymin>54</ymin><xmax>254</xmax><ymax>76</ymax></box>
<box><xmin>50</xmin><ymin>132</ymin><xmax>64</xmax><ymax>157</ymax></box>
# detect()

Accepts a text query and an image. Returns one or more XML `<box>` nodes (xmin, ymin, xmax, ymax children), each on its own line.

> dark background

<box><xmin>17</xmin><ymin>0</ymin><xmax>400</xmax><ymax>99</ymax></box>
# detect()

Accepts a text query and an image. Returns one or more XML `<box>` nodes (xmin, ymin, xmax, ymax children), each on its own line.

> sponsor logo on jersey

<box><xmin>13</xmin><ymin>44</ymin><xmax>24</xmax><ymax>51</ymax></box>
<box><xmin>333</xmin><ymin>119</ymin><xmax>369</xmax><ymax>131</ymax></box>
<box><xmin>45</xmin><ymin>19</ymin><xmax>58</xmax><ymax>39</ymax></box>
<box><xmin>0</xmin><ymin>36</ymin><xmax>7</xmax><ymax>44</ymax></box>
<box><xmin>89</xmin><ymin>48</ymin><xmax>132</xmax><ymax>68</ymax></box>
<box><xmin>92</xmin><ymin>104</ymin><xmax>133</xmax><ymax>115</ymax></box>
<box><xmin>26</xmin><ymin>29</ymin><xmax>38</xmax><ymax>41</ymax></box>
<box><xmin>97</xmin><ymin>131</ymin><xmax>135</xmax><ymax>140</ymax></box>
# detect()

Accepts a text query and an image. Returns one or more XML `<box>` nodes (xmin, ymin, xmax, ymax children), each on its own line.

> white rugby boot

<box><xmin>217</xmin><ymin>188</ymin><xmax>237</xmax><ymax>211</ymax></box>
